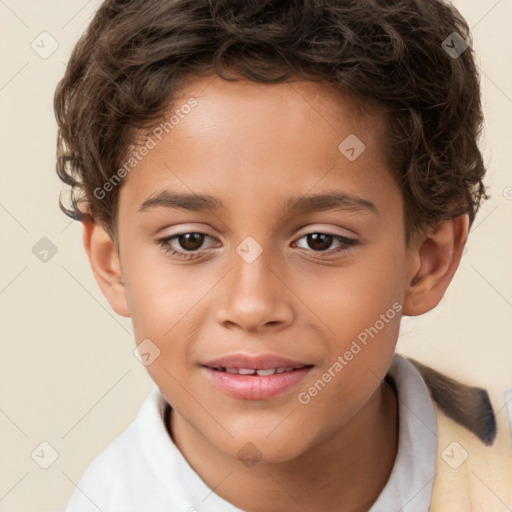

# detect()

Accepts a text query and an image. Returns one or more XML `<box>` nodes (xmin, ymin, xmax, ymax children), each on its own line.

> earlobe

<box><xmin>82</xmin><ymin>220</ymin><xmax>131</xmax><ymax>318</ymax></box>
<box><xmin>402</xmin><ymin>214</ymin><xmax>469</xmax><ymax>316</ymax></box>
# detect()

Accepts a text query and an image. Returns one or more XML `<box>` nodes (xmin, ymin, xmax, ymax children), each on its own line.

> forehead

<box><xmin>162</xmin><ymin>73</ymin><xmax>387</xmax><ymax>154</ymax></box>
<box><xmin>118</xmin><ymin>74</ymin><xmax>399</xmax><ymax>221</ymax></box>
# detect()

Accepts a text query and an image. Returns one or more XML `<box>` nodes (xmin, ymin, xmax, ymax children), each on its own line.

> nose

<box><xmin>215</xmin><ymin>248</ymin><xmax>294</xmax><ymax>333</ymax></box>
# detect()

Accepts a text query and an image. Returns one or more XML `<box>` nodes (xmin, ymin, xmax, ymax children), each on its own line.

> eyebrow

<box><xmin>138</xmin><ymin>190</ymin><xmax>379</xmax><ymax>216</ymax></box>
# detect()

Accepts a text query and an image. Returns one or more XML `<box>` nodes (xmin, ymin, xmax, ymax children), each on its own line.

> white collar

<box><xmin>369</xmin><ymin>353</ymin><xmax>437</xmax><ymax>511</ymax></box>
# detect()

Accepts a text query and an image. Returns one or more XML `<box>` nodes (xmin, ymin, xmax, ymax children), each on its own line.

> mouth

<box><xmin>204</xmin><ymin>365</ymin><xmax>311</xmax><ymax>376</ymax></box>
<box><xmin>201</xmin><ymin>354</ymin><xmax>314</xmax><ymax>400</ymax></box>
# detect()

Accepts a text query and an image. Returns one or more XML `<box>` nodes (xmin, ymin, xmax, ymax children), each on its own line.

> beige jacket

<box><xmin>407</xmin><ymin>358</ymin><xmax>512</xmax><ymax>511</ymax></box>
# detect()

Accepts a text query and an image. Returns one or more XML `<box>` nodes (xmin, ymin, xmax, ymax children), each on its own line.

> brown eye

<box><xmin>305</xmin><ymin>233</ymin><xmax>334</xmax><ymax>251</ymax></box>
<box><xmin>294</xmin><ymin>232</ymin><xmax>357</xmax><ymax>256</ymax></box>
<box><xmin>175</xmin><ymin>233</ymin><xmax>206</xmax><ymax>251</ymax></box>
<box><xmin>157</xmin><ymin>232</ymin><xmax>215</xmax><ymax>260</ymax></box>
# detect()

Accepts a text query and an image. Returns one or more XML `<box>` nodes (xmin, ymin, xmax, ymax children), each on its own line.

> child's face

<box><xmin>112</xmin><ymin>75</ymin><xmax>417</xmax><ymax>461</ymax></box>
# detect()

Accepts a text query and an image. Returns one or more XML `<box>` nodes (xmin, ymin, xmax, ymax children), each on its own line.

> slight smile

<box><xmin>201</xmin><ymin>354</ymin><xmax>315</xmax><ymax>400</ymax></box>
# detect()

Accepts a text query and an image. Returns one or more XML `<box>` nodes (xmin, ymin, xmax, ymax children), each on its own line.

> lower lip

<box><xmin>201</xmin><ymin>366</ymin><xmax>313</xmax><ymax>400</ymax></box>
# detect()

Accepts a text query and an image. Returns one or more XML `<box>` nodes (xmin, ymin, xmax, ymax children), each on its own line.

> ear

<box><xmin>81</xmin><ymin>220</ymin><xmax>130</xmax><ymax>318</ymax></box>
<box><xmin>403</xmin><ymin>214</ymin><xmax>469</xmax><ymax>316</ymax></box>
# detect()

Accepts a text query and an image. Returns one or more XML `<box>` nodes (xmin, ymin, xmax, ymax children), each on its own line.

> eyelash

<box><xmin>157</xmin><ymin>231</ymin><xmax>357</xmax><ymax>260</ymax></box>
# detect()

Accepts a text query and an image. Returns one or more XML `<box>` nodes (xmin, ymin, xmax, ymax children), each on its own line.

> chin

<box><xmin>214</xmin><ymin>431</ymin><xmax>313</xmax><ymax>466</ymax></box>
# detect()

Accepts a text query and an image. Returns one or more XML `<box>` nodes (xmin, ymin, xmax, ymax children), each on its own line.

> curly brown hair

<box><xmin>54</xmin><ymin>0</ymin><xmax>488</xmax><ymax>246</ymax></box>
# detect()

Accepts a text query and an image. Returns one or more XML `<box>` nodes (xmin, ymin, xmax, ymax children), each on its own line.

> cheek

<box><xmin>299</xmin><ymin>247</ymin><xmax>404</xmax><ymax>402</ymax></box>
<box><xmin>311</xmin><ymin>247</ymin><xmax>405</xmax><ymax>338</ymax></box>
<box><xmin>124</xmin><ymin>253</ymin><xmax>204</xmax><ymax>336</ymax></box>
<box><xmin>297</xmin><ymin>305</ymin><xmax>400</xmax><ymax>439</ymax></box>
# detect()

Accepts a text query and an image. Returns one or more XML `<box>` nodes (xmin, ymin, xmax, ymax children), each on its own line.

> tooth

<box><xmin>238</xmin><ymin>368</ymin><xmax>257</xmax><ymax>375</ymax></box>
<box><xmin>275</xmin><ymin>368</ymin><xmax>286</xmax><ymax>374</ymax></box>
<box><xmin>256</xmin><ymin>369</ymin><xmax>276</xmax><ymax>376</ymax></box>
<box><xmin>226</xmin><ymin>368</ymin><xmax>238</xmax><ymax>374</ymax></box>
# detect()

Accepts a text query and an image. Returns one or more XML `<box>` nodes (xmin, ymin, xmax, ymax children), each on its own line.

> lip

<box><xmin>201</xmin><ymin>353</ymin><xmax>314</xmax><ymax>400</ymax></box>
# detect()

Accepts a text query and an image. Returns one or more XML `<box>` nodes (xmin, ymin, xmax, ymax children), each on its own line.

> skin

<box><xmin>82</xmin><ymin>74</ymin><xmax>468</xmax><ymax>512</ymax></box>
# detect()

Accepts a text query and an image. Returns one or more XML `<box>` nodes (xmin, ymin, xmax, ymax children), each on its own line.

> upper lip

<box><xmin>202</xmin><ymin>353</ymin><xmax>313</xmax><ymax>370</ymax></box>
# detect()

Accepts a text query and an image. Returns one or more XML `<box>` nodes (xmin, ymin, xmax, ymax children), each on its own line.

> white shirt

<box><xmin>64</xmin><ymin>353</ymin><xmax>438</xmax><ymax>512</ymax></box>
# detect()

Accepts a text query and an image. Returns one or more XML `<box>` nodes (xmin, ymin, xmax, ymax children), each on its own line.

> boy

<box><xmin>54</xmin><ymin>0</ymin><xmax>511</xmax><ymax>510</ymax></box>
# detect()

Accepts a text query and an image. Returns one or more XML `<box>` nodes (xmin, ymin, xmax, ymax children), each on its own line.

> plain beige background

<box><xmin>0</xmin><ymin>0</ymin><xmax>511</xmax><ymax>510</ymax></box>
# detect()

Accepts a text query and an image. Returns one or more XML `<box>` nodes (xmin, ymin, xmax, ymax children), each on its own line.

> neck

<box><xmin>169</xmin><ymin>380</ymin><xmax>398</xmax><ymax>512</ymax></box>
